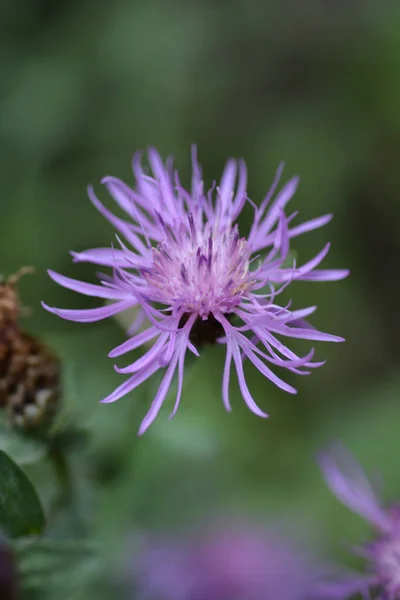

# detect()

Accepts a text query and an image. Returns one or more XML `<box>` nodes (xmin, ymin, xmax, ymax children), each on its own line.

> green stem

<box><xmin>49</xmin><ymin>446</ymin><xmax>73</xmax><ymax>507</ymax></box>
<box><xmin>47</xmin><ymin>444</ymin><xmax>84</xmax><ymax>535</ymax></box>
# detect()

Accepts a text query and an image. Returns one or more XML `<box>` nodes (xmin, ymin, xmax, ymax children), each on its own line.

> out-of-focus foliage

<box><xmin>0</xmin><ymin>451</ymin><xmax>45</xmax><ymax>539</ymax></box>
<box><xmin>1</xmin><ymin>0</ymin><xmax>400</xmax><ymax>598</ymax></box>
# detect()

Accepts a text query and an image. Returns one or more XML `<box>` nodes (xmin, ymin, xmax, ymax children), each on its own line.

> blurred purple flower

<box><xmin>320</xmin><ymin>445</ymin><xmax>400</xmax><ymax>599</ymax></box>
<box><xmin>0</xmin><ymin>537</ymin><xmax>18</xmax><ymax>600</ymax></box>
<box><xmin>130</xmin><ymin>524</ymin><xmax>361</xmax><ymax>600</ymax></box>
<box><xmin>44</xmin><ymin>148</ymin><xmax>348</xmax><ymax>434</ymax></box>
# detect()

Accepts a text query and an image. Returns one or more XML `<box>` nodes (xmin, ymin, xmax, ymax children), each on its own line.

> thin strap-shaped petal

<box><xmin>222</xmin><ymin>342</ymin><xmax>233</xmax><ymax>412</ymax></box>
<box><xmin>296</xmin><ymin>269</ymin><xmax>349</xmax><ymax>282</ymax></box>
<box><xmin>250</xmin><ymin>177</ymin><xmax>299</xmax><ymax>248</ymax></box>
<box><xmin>132</xmin><ymin>152</ymin><xmax>164</xmax><ymax>213</ymax></box>
<box><xmin>231</xmin><ymin>159</ymin><xmax>248</xmax><ymax>220</ymax></box>
<box><xmin>263</xmin><ymin>321</ymin><xmax>345</xmax><ymax>343</ymax></box>
<box><xmin>71</xmin><ymin>248</ymin><xmax>139</xmax><ymax>268</ymax></box>
<box><xmin>276</xmin><ymin>306</ymin><xmax>318</xmax><ymax>323</ymax></box>
<box><xmin>109</xmin><ymin>327</ymin><xmax>159</xmax><ymax>358</ymax></box>
<box><xmin>114</xmin><ymin>333</ymin><xmax>168</xmax><ymax>374</ymax></box>
<box><xmin>268</xmin><ymin>243</ymin><xmax>331</xmax><ymax>282</ymax></box>
<box><xmin>42</xmin><ymin>299</ymin><xmax>135</xmax><ymax>323</ymax></box>
<box><xmin>138</xmin><ymin>352</ymin><xmax>180</xmax><ymax>435</ymax></box>
<box><xmin>255</xmin><ymin>162</ymin><xmax>284</xmax><ymax>220</ymax></box>
<box><xmin>217</xmin><ymin>159</ymin><xmax>236</xmax><ymax>219</ymax></box>
<box><xmin>241</xmin><ymin>345</ymin><xmax>297</xmax><ymax>394</ymax></box>
<box><xmin>101</xmin><ymin>176</ymin><xmax>135</xmax><ymax>215</ymax></box>
<box><xmin>231</xmin><ymin>343</ymin><xmax>268</xmax><ymax>418</ymax></box>
<box><xmin>168</xmin><ymin>339</ymin><xmax>189</xmax><ymax>420</ymax></box>
<box><xmin>100</xmin><ymin>361</ymin><xmax>160</xmax><ymax>404</ymax></box>
<box><xmin>287</xmin><ymin>213</ymin><xmax>333</xmax><ymax>238</ymax></box>
<box><xmin>191</xmin><ymin>145</ymin><xmax>203</xmax><ymax>203</ymax></box>
<box><xmin>319</xmin><ymin>445</ymin><xmax>391</xmax><ymax>532</ymax></box>
<box><xmin>127</xmin><ymin>308</ymin><xmax>148</xmax><ymax>335</ymax></box>
<box><xmin>102</xmin><ymin>176</ymin><xmax>159</xmax><ymax>244</ymax></box>
<box><xmin>47</xmin><ymin>270</ymin><xmax>129</xmax><ymax>300</ymax></box>
<box><xmin>148</xmin><ymin>148</ymin><xmax>181</xmax><ymax>217</ymax></box>
<box><xmin>167</xmin><ymin>314</ymin><xmax>196</xmax><ymax>419</ymax></box>
<box><xmin>245</xmin><ymin>335</ymin><xmax>317</xmax><ymax>370</ymax></box>
<box><xmin>255</xmin><ymin>214</ymin><xmax>334</xmax><ymax>255</ymax></box>
<box><xmin>87</xmin><ymin>185</ymin><xmax>149</xmax><ymax>256</ymax></box>
<box><xmin>260</xmin><ymin>214</ymin><xmax>334</xmax><ymax>249</ymax></box>
<box><xmin>187</xmin><ymin>342</ymin><xmax>200</xmax><ymax>356</ymax></box>
<box><xmin>254</xmin><ymin>328</ymin><xmax>323</xmax><ymax>368</ymax></box>
<box><xmin>102</xmin><ymin>175</ymin><xmax>156</xmax><ymax>221</ymax></box>
<box><xmin>235</xmin><ymin>306</ymin><xmax>319</xmax><ymax>330</ymax></box>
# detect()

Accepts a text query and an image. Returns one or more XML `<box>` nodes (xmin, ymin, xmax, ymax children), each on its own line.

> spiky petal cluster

<box><xmin>320</xmin><ymin>445</ymin><xmax>400</xmax><ymax>599</ymax></box>
<box><xmin>43</xmin><ymin>148</ymin><xmax>348</xmax><ymax>434</ymax></box>
<box><xmin>130</xmin><ymin>523</ymin><xmax>356</xmax><ymax>600</ymax></box>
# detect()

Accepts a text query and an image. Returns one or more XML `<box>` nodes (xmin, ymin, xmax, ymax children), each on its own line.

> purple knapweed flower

<box><xmin>43</xmin><ymin>148</ymin><xmax>348</xmax><ymax>434</ymax></box>
<box><xmin>320</xmin><ymin>445</ymin><xmax>400</xmax><ymax>599</ymax></box>
<box><xmin>129</xmin><ymin>524</ymin><xmax>361</xmax><ymax>600</ymax></box>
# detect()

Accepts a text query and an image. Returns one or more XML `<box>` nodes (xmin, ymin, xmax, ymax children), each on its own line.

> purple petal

<box><xmin>87</xmin><ymin>185</ymin><xmax>150</xmax><ymax>256</ymax></box>
<box><xmin>148</xmin><ymin>148</ymin><xmax>179</xmax><ymax>216</ymax></box>
<box><xmin>102</xmin><ymin>176</ymin><xmax>144</xmax><ymax>215</ymax></box>
<box><xmin>231</xmin><ymin>343</ymin><xmax>269</xmax><ymax>418</ymax></box>
<box><xmin>109</xmin><ymin>327</ymin><xmax>159</xmax><ymax>358</ymax></box>
<box><xmin>297</xmin><ymin>269</ymin><xmax>350</xmax><ymax>282</ymax></box>
<box><xmin>288</xmin><ymin>213</ymin><xmax>333</xmax><ymax>238</ymax></box>
<box><xmin>231</xmin><ymin>159</ymin><xmax>248</xmax><ymax>220</ymax></box>
<box><xmin>243</xmin><ymin>346</ymin><xmax>297</xmax><ymax>394</ymax></box>
<box><xmin>47</xmin><ymin>270</ymin><xmax>129</xmax><ymax>300</ymax></box>
<box><xmin>319</xmin><ymin>445</ymin><xmax>392</xmax><ymax>532</ymax></box>
<box><xmin>250</xmin><ymin>176</ymin><xmax>299</xmax><ymax>249</ymax></box>
<box><xmin>222</xmin><ymin>343</ymin><xmax>233</xmax><ymax>412</ymax></box>
<box><xmin>256</xmin><ymin>214</ymin><xmax>335</xmax><ymax>251</ymax></box>
<box><xmin>42</xmin><ymin>299</ymin><xmax>135</xmax><ymax>323</ymax></box>
<box><xmin>71</xmin><ymin>248</ymin><xmax>140</xmax><ymax>268</ymax></box>
<box><xmin>255</xmin><ymin>329</ymin><xmax>321</xmax><ymax>366</ymax></box>
<box><xmin>101</xmin><ymin>361</ymin><xmax>160</xmax><ymax>404</ymax></box>
<box><xmin>114</xmin><ymin>333</ymin><xmax>168</xmax><ymax>373</ymax></box>
<box><xmin>268</xmin><ymin>243</ymin><xmax>332</xmax><ymax>283</ymax></box>
<box><xmin>191</xmin><ymin>145</ymin><xmax>203</xmax><ymax>201</ymax></box>
<box><xmin>138</xmin><ymin>352</ymin><xmax>180</xmax><ymax>435</ymax></box>
<box><xmin>127</xmin><ymin>308</ymin><xmax>148</xmax><ymax>335</ymax></box>
<box><xmin>256</xmin><ymin>162</ymin><xmax>285</xmax><ymax>218</ymax></box>
<box><xmin>250</xmin><ymin>340</ymin><xmax>317</xmax><ymax>371</ymax></box>
<box><xmin>278</xmin><ymin>306</ymin><xmax>317</xmax><ymax>323</ymax></box>
<box><xmin>168</xmin><ymin>340</ymin><xmax>189</xmax><ymax>420</ymax></box>
<box><xmin>266</xmin><ymin>322</ymin><xmax>345</xmax><ymax>343</ymax></box>
<box><xmin>103</xmin><ymin>178</ymin><xmax>158</xmax><ymax>247</ymax></box>
<box><xmin>218</xmin><ymin>159</ymin><xmax>236</xmax><ymax>216</ymax></box>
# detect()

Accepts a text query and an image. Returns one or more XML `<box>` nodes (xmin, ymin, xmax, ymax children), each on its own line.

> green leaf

<box><xmin>15</xmin><ymin>538</ymin><xmax>102</xmax><ymax>598</ymax></box>
<box><xmin>0</xmin><ymin>450</ymin><xmax>45</xmax><ymax>538</ymax></box>
<box><xmin>0</xmin><ymin>426</ymin><xmax>47</xmax><ymax>465</ymax></box>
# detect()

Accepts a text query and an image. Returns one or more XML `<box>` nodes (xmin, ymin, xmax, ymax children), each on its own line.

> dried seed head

<box><xmin>0</xmin><ymin>268</ymin><xmax>61</xmax><ymax>430</ymax></box>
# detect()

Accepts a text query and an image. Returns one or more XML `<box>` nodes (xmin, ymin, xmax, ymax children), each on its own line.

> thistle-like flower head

<box><xmin>130</xmin><ymin>523</ymin><xmax>354</xmax><ymax>600</ymax></box>
<box><xmin>320</xmin><ymin>445</ymin><xmax>400</xmax><ymax>599</ymax></box>
<box><xmin>44</xmin><ymin>148</ymin><xmax>348</xmax><ymax>434</ymax></box>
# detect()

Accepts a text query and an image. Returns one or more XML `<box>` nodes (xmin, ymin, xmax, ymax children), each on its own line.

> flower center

<box><xmin>141</xmin><ymin>215</ymin><xmax>252</xmax><ymax>317</ymax></box>
<box><xmin>178</xmin><ymin>313</ymin><xmax>234</xmax><ymax>348</ymax></box>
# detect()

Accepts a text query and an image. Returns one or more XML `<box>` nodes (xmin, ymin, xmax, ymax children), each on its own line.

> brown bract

<box><xmin>0</xmin><ymin>268</ymin><xmax>61</xmax><ymax>429</ymax></box>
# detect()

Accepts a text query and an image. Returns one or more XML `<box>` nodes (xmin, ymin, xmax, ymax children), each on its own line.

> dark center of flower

<box><xmin>179</xmin><ymin>313</ymin><xmax>233</xmax><ymax>348</ymax></box>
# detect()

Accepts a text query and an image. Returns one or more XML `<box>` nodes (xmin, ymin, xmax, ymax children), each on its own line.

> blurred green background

<box><xmin>1</xmin><ymin>1</ymin><xmax>400</xmax><ymax>597</ymax></box>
